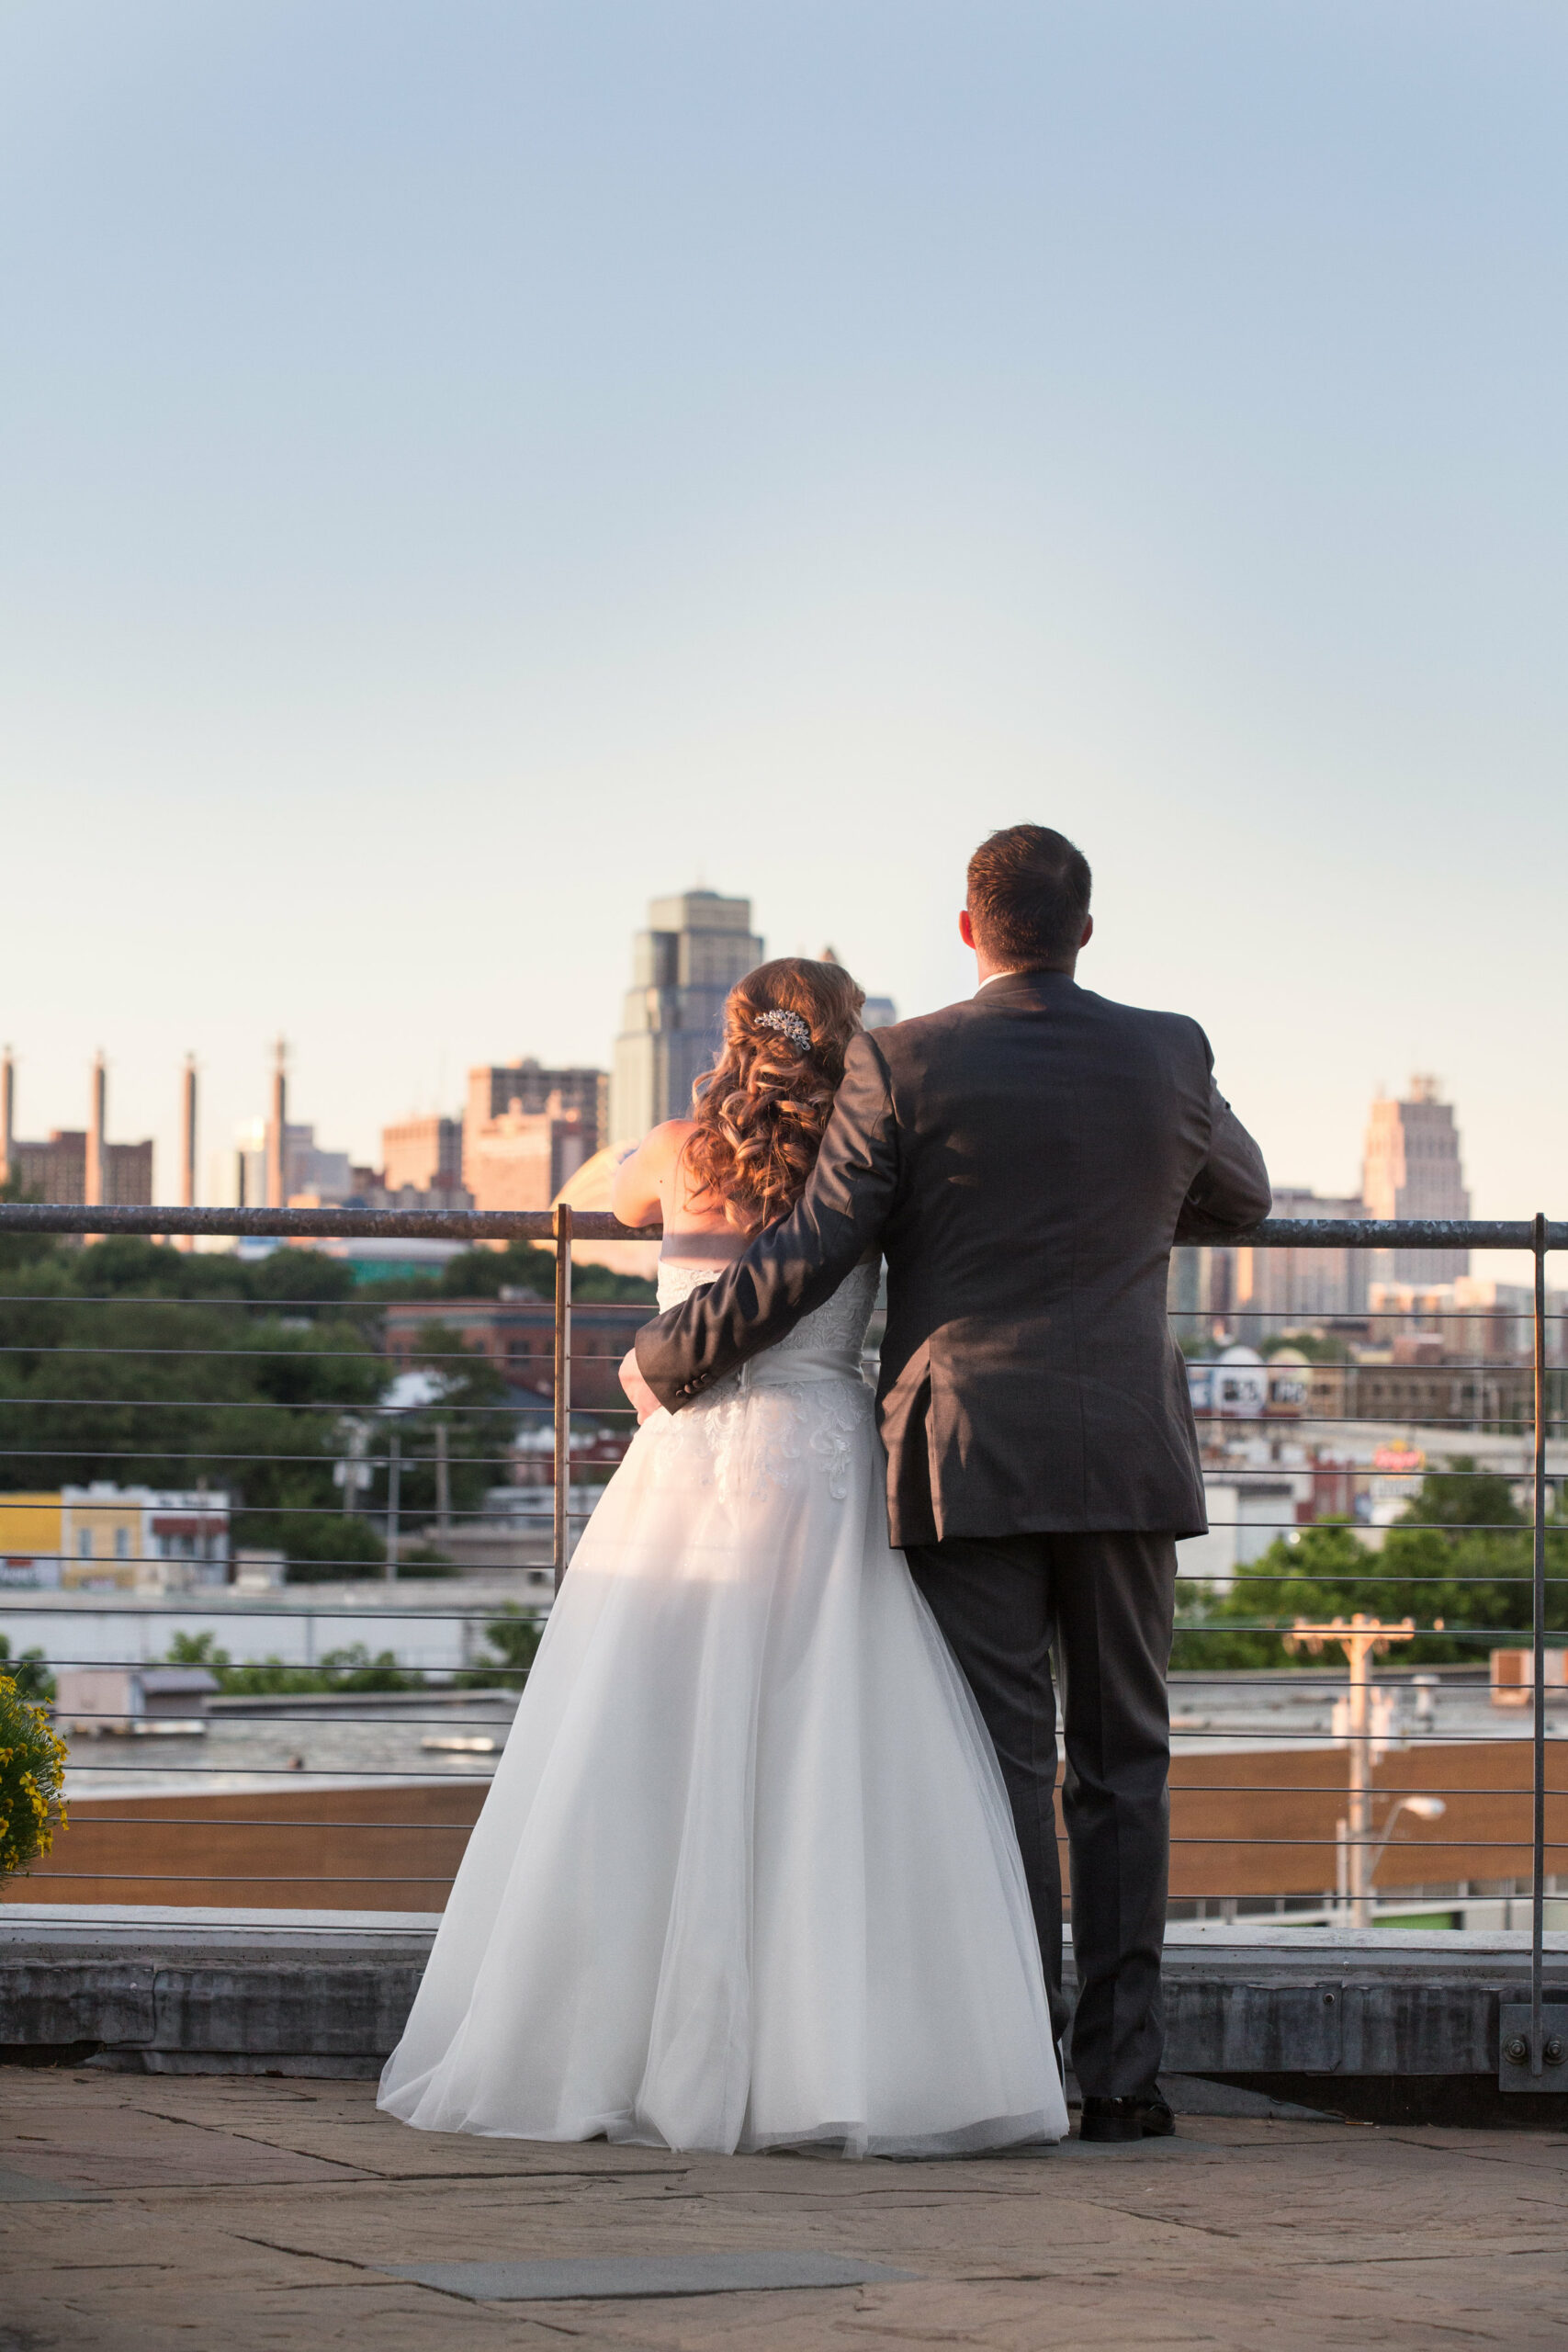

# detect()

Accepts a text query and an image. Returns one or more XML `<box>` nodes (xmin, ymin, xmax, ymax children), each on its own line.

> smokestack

<box><xmin>86</xmin><ymin>1051</ymin><xmax>107</xmax><ymax>1208</ymax></box>
<box><xmin>179</xmin><ymin>1055</ymin><xmax>197</xmax><ymax>1250</ymax></box>
<box><xmin>266</xmin><ymin>1039</ymin><xmax>287</xmax><ymax>1209</ymax></box>
<box><xmin>0</xmin><ymin>1046</ymin><xmax>13</xmax><ymax>1187</ymax></box>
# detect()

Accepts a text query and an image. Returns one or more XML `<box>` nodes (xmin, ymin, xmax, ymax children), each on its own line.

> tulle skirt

<box><xmin>378</xmin><ymin>1371</ymin><xmax>1066</xmax><ymax>2155</ymax></box>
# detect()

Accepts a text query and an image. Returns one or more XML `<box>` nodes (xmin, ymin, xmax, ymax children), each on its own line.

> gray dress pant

<box><xmin>906</xmin><ymin>1529</ymin><xmax>1178</xmax><ymax>2099</ymax></box>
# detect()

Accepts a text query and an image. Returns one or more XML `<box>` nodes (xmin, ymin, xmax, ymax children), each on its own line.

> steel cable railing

<box><xmin>1</xmin><ymin>1202</ymin><xmax>1564</xmax><ymax>2081</ymax></box>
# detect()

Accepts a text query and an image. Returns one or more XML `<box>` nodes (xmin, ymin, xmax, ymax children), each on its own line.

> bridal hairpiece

<box><xmin>756</xmin><ymin>1008</ymin><xmax>812</xmax><ymax>1053</ymax></box>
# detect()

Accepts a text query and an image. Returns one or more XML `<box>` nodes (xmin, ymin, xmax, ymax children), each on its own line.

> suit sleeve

<box><xmin>634</xmin><ymin>1031</ymin><xmax>899</xmax><ymax>1412</ymax></box>
<box><xmin>1173</xmin><ymin>1026</ymin><xmax>1272</xmax><ymax>1243</ymax></box>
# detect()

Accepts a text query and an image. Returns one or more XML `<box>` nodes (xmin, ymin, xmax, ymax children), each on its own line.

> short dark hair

<box><xmin>966</xmin><ymin>825</ymin><xmax>1092</xmax><ymax>967</ymax></box>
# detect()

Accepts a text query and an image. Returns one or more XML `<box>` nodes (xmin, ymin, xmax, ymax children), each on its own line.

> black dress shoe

<box><xmin>1078</xmin><ymin>2091</ymin><xmax>1176</xmax><ymax>2143</ymax></box>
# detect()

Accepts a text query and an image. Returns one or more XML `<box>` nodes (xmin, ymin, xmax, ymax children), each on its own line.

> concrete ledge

<box><xmin>4</xmin><ymin>1905</ymin><xmax>1566</xmax><ymax>2085</ymax></box>
<box><xmin>0</xmin><ymin>1905</ymin><xmax>434</xmax><ymax>2073</ymax></box>
<box><xmin>1161</xmin><ymin>1923</ymin><xmax>1568</xmax><ymax>2077</ymax></box>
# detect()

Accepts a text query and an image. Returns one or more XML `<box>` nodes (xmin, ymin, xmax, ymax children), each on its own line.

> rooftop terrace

<box><xmin>3</xmin><ymin>1200</ymin><xmax>1567</xmax><ymax>2347</ymax></box>
<box><xmin>5</xmin><ymin>2063</ymin><xmax>1568</xmax><ymax>2351</ymax></box>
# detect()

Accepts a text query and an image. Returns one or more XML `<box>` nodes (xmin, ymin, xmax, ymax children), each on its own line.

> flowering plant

<box><xmin>0</xmin><ymin>1673</ymin><xmax>68</xmax><ymax>1883</ymax></box>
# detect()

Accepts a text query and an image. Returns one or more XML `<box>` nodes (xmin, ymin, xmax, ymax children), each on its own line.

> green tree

<box><xmin>457</xmin><ymin>1603</ymin><xmax>546</xmax><ymax>1689</ymax></box>
<box><xmin>1172</xmin><ymin>1461</ymin><xmax>1562</xmax><ymax>1672</ymax></box>
<box><xmin>0</xmin><ymin>1636</ymin><xmax>54</xmax><ymax>1705</ymax></box>
<box><xmin>0</xmin><ymin>1236</ymin><xmax>386</xmax><ymax>1580</ymax></box>
<box><xmin>166</xmin><ymin>1630</ymin><xmax>413</xmax><ymax>1694</ymax></box>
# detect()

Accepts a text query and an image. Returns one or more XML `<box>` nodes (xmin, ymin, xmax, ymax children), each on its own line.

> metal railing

<box><xmin>1</xmin><ymin>1201</ymin><xmax>1564</xmax><ymax>2086</ymax></box>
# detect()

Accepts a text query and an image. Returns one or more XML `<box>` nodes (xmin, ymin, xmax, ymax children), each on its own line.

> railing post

<box><xmin>385</xmin><ymin>1430</ymin><xmax>400</xmax><ymax>1583</ymax></box>
<box><xmin>1531</xmin><ymin>1211</ymin><xmax>1548</xmax><ymax>2072</ymax></box>
<box><xmin>553</xmin><ymin>1202</ymin><xmax>572</xmax><ymax>1591</ymax></box>
<box><xmin>434</xmin><ymin>1421</ymin><xmax>450</xmax><ymax>1545</ymax></box>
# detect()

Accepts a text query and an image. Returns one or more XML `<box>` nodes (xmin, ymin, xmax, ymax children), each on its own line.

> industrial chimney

<box><xmin>266</xmin><ymin>1040</ymin><xmax>287</xmax><ymax>1210</ymax></box>
<box><xmin>179</xmin><ymin>1055</ymin><xmax>198</xmax><ymax>1249</ymax></box>
<box><xmin>85</xmin><ymin>1051</ymin><xmax>107</xmax><ymax>1208</ymax></box>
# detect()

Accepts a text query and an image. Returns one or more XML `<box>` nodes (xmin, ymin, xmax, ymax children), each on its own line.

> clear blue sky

<box><xmin>2</xmin><ymin>2</ymin><xmax>1563</xmax><ymax>1230</ymax></box>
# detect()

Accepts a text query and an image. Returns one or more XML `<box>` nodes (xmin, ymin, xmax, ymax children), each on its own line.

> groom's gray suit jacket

<box><xmin>635</xmin><ymin>970</ymin><xmax>1271</xmax><ymax>1547</ymax></box>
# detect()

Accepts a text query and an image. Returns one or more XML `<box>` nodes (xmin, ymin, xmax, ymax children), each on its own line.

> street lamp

<box><xmin>1367</xmin><ymin>1794</ymin><xmax>1447</xmax><ymax>1885</ymax></box>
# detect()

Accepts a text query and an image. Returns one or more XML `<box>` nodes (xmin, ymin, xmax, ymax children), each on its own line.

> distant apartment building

<box><xmin>1170</xmin><ymin>1191</ymin><xmax>1360</xmax><ymax>1341</ymax></box>
<box><xmin>1363</xmin><ymin>1075</ymin><xmax>1470</xmax><ymax>1285</ymax></box>
<box><xmin>1362</xmin><ymin>1275</ymin><xmax>1564</xmax><ymax>1368</ymax></box>
<box><xmin>611</xmin><ymin>889</ymin><xmax>765</xmax><ymax>1144</ymax></box>
<box><xmin>1168</xmin><ymin>1240</ymin><xmax>1238</xmax><ymax>1339</ymax></box>
<box><xmin>382</xmin><ymin>1114</ymin><xmax>465</xmax><ymax>1193</ymax></box>
<box><xmin>0</xmin><ymin>1493</ymin><xmax>68</xmax><ymax>1589</ymax></box>
<box><xmin>1230</xmin><ymin>1189</ymin><xmax>1369</xmax><ymax>1340</ymax></box>
<box><xmin>0</xmin><ymin>1486</ymin><xmax>231</xmax><ymax>1591</ymax></box>
<box><xmin>232</xmin><ymin>1118</ymin><xmax>354</xmax><ymax>1207</ymax></box>
<box><xmin>5</xmin><ymin>1131</ymin><xmax>153</xmax><ymax>1204</ymax></box>
<box><xmin>463</xmin><ymin>1061</ymin><xmax>604</xmax><ymax>1214</ymax></box>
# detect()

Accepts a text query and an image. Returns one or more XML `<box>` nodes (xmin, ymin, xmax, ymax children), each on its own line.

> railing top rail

<box><xmin>0</xmin><ymin>1205</ymin><xmax>1562</xmax><ymax>1249</ymax></box>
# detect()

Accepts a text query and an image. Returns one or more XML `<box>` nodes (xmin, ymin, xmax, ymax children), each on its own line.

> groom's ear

<box><xmin>1079</xmin><ymin>914</ymin><xmax>1094</xmax><ymax>949</ymax></box>
<box><xmin>959</xmin><ymin>907</ymin><xmax>976</xmax><ymax>950</ymax></box>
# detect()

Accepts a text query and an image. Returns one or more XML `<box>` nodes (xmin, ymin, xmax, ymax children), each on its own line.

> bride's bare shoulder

<box><xmin>611</xmin><ymin>1122</ymin><xmax>694</xmax><ymax>1227</ymax></box>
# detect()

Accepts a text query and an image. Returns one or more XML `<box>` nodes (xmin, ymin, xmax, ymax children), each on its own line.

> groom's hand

<box><xmin>619</xmin><ymin>1348</ymin><xmax>660</xmax><ymax>1425</ymax></box>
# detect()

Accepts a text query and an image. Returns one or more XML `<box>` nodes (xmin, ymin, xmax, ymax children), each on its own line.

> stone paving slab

<box><xmin>4</xmin><ymin>2068</ymin><xmax>1568</xmax><ymax>2350</ymax></box>
<box><xmin>378</xmin><ymin>2252</ymin><xmax>920</xmax><ymax>2299</ymax></box>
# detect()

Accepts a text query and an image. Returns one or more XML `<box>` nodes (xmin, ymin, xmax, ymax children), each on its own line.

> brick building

<box><xmin>382</xmin><ymin>1295</ymin><xmax>649</xmax><ymax>1411</ymax></box>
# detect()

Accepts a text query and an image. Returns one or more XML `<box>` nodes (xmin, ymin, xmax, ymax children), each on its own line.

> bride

<box><xmin>378</xmin><ymin>957</ymin><xmax>1066</xmax><ymax>2156</ymax></box>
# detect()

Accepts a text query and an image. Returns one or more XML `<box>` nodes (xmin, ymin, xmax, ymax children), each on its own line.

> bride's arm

<box><xmin>633</xmin><ymin>1035</ymin><xmax>898</xmax><ymax>1414</ymax></box>
<box><xmin>609</xmin><ymin>1125</ymin><xmax>680</xmax><ymax>1230</ymax></box>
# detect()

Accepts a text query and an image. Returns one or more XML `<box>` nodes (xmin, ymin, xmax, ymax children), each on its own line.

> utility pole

<box><xmin>335</xmin><ymin>1421</ymin><xmax>371</xmax><ymax>1516</ymax></box>
<box><xmin>178</xmin><ymin>1055</ymin><xmax>197</xmax><ymax>1251</ymax></box>
<box><xmin>1284</xmin><ymin>1613</ymin><xmax>1425</xmax><ymax>1927</ymax></box>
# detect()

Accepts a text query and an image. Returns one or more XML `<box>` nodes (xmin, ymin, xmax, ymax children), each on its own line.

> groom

<box><xmin>629</xmin><ymin>824</ymin><xmax>1270</xmax><ymax>2142</ymax></box>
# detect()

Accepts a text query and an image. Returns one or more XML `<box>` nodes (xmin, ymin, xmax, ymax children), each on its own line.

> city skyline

<box><xmin>3</xmin><ymin>7</ymin><xmax>1564</xmax><ymax>1262</ymax></box>
<box><xmin>0</xmin><ymin>1001</ymin><xmax>1487</xmax><ymax>1233</ymax></box>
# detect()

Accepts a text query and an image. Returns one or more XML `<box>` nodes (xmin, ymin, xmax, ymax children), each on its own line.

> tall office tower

<box><xmin>0</xmin><ymin>1046</ymin><xmax>13</xmax><ymax>1184</ymax></box>
<box><xmin>611</xmin><ymin>890</ymin><xmax>764</xmax><ymax>1145</ymax></box>
<box><xmin>1362</xmin><ymin>1075</ymin><xmax>1471</xmax><ymax>1285</ymax></box>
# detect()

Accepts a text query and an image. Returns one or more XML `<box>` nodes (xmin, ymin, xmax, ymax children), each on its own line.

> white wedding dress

<box><xmin>378</xmin><ymin>1257</ymin><xmax>1066</xmax><ymax>2156</ymax></box>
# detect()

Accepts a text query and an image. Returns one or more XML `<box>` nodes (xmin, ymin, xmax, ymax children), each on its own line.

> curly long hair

<box><xmin>682</xmin><ymin>956</ymin><xmax>866</xmax><ymax>1227</ymax></box>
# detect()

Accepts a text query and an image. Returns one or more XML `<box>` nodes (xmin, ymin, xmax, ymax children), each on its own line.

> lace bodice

<box><xmin>656</xmin><ymin>1255</ymin><xmax>879</xmax><ymax>1379</ymax></box>
<box><xmin>648</xmin><ymin>1255</ymin><xmax>879</xmax><ymax>1504</ymax></box>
